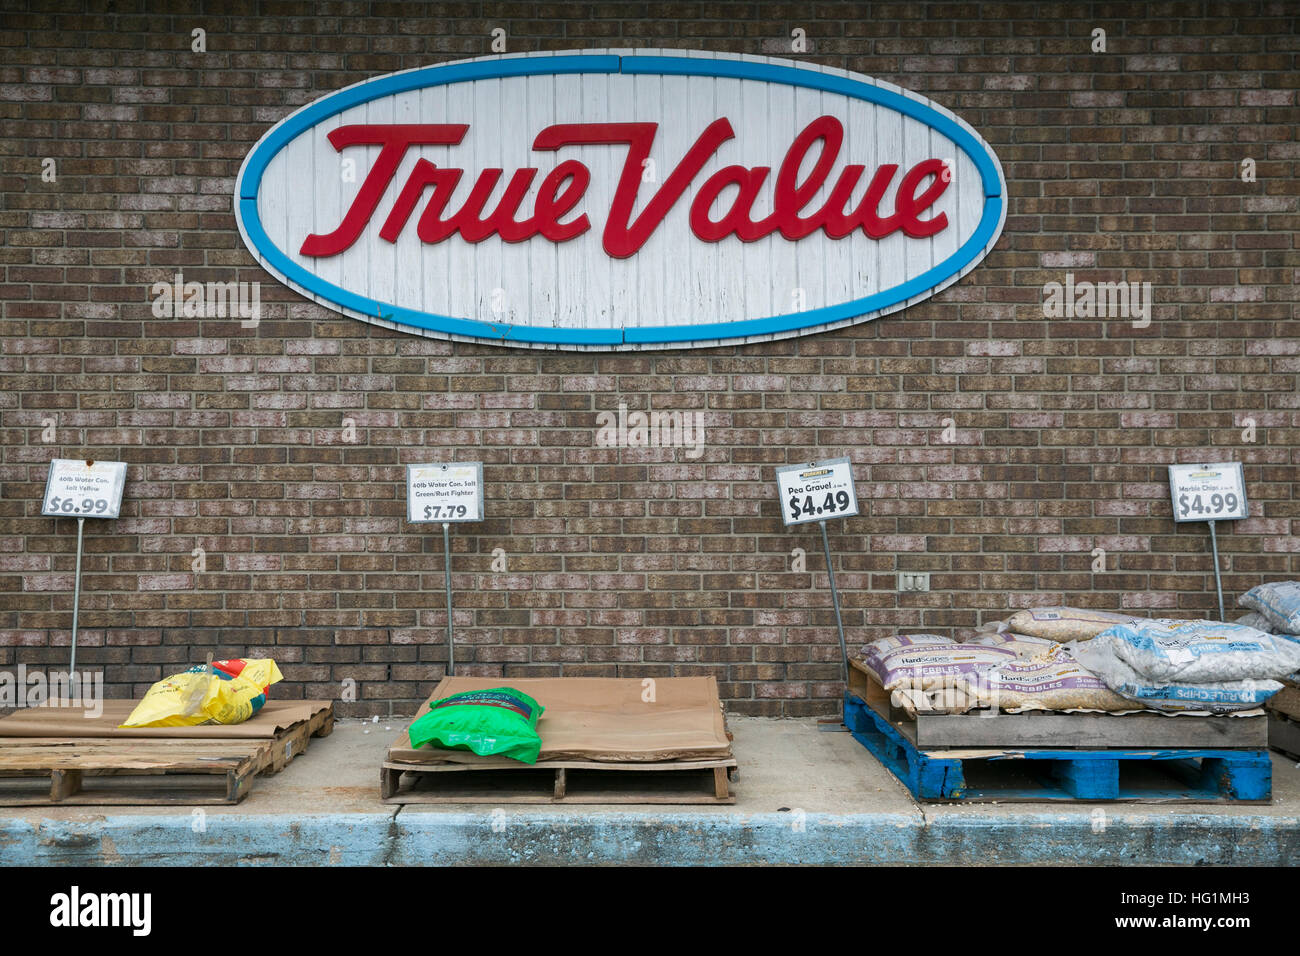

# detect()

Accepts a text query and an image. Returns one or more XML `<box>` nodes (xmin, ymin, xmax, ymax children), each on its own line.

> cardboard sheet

<box><xmin>387</xmin><ymin>676</ymin><xmax>731</xmax><ymax>764</ymax></box>
<box><xmin>0</xmin><ymin>700</ymin><xmax>329</xmax><ymax>739</ymax></box>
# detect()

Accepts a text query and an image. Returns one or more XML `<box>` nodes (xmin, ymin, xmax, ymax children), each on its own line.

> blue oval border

<box><xmin>235</xmin><ymin>52</ymin><xmax>1005</xmax><ymax>348</ymax></box>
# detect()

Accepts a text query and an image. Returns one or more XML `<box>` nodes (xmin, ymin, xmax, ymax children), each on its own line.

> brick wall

<box><xmin>1</xmin><ymin>1</ymin><xmax>1297</xmax><ymax>717</ymax></box>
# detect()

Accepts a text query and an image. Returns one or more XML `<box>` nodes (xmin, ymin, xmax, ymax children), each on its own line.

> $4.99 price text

<box><xmin>1177</xmin><ymin>491</ymin><xmax>1241</xmax><ymax>520</ymax></box>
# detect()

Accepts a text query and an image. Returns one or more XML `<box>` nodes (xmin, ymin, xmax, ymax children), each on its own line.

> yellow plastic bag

<box><xmin>121</xmin><ymin>658</ymin><xmax>284</xmax><ymax>728</ymax></box>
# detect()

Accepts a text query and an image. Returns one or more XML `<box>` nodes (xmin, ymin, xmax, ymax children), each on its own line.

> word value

<box><xmin>788</xmin><ymin>490</ymin><xmax>853</xmax><ymax>521</ymax></box>
<box><xmin>301</xmin><ymin>116</ymin><xmax>950</xmax><ymax>259</ymax></box>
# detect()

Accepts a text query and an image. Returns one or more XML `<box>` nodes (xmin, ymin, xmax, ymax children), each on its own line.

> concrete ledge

<box><xmin>392</xmin><ymin>809</ymin><xmax>1300</xmax><ymax>865</ymax></box>
<box><xmin>3</xmin><ymin>808</ymin><xmax>1297</xmax><ymax>866</ymax></box>
<box><xmin>1</xmin><ymin>717</ymin><xmax>1297</xmax><ymax>866</ymax></box>
<box><xmin>0</xmin><ymin>814</ymin><xmax>397</xmax><ymax>867</ymax></box>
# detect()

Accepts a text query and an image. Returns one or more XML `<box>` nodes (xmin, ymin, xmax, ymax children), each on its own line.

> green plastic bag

<box><xmin>407</xmin><ymin>687</ymin><xmax>545</xmax><ymax>764</ymax></box>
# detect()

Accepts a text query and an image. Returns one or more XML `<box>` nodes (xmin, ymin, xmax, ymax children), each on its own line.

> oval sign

<box><xmin>235</xmin><ymin>50</ymin><xmax>1006</xmax><ymax>350</ymax></box>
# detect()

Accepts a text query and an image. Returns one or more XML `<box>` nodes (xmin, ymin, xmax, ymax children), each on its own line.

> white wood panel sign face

<box><xmin>235</xmin><ymin>50</ymin><xmax>1006</xmax><ymax>350</ymax></box>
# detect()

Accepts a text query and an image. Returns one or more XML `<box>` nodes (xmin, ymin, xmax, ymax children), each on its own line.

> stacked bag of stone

<box><xmin>952</xmin><ymin>608</ymin><xmax>1153</xmax><ymax>714</ymax></box>
<box><xmin>965</xmin><ymin>630</ymin><xmax>1058</xmax><ymax>657</ymax></box>
<box><xmin>1068</xmin><ymin>619</ymin><xmax>1300</xmax><ymax>714</ymax></box>
<box><xmin>859</xmin><ymin>602</ymin><xmax>1300</xmax><ymax>716</ymax></box>
<box><xmin>858</xmin><ymin>627</ymin><xmax>1139</xmax><ymax>716</ymax></box>
<box><xmin>857</xmin><ymin>634</ymin><xmax>1013</xmax><ymax>716</ymax></box>
<box><xmin>1234</xmin><ymin>611</ymin><xmax>1275</xmax><ymax>633</ymax></box>
<box><xmin>1237</xmin><ymin>581</ymin><xmax>1300</xmax><ymax>636</ymax></box>
<box><xmin>957</xmin><ymin>643</ymin><xmax>1138</xmax><ymax>713</ymax></box>
<box><xmin>981</xmin><ymin>606</ymin><xmax>1145</xmax><ymax>643</ymax></box>
<box><xmin>1236</xmin><ymin>582</ymin><xmax>1300</xmax><ymax>682</ymax></box>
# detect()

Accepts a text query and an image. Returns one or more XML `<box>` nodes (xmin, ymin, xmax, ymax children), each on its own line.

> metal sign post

<box><xmin>1207</xmin><ymin>519</ymin><xmax>1225</xmax><ymax>623</ymax></box>
<box><xmin>775</xmin><ymin>458</ymin><xmax>861</xmax><ymax>684</ymax></box>
<box><xmin>41</xmin><ymin>459</ymin><xmax>127</xmax><ymax>672</ymax></box>
<box><xmin>442</xmin><ymin>522</ymin><xmax>454</xmax><ymax>675</ymax></box>
<box><xmin>818</xmin><ymin>519</ymin><xmax>850</xmax><ymax>684</ymax></box>
<box><xmin>70</xmin><ymin>517</ymin><xmax>84</xmax><ymax>673</ymax></box>
<box><xmin>407</xmin><ymin>462</ymin><xmax>484</xmax><ymax>676</ymax></box>
<box><xmin>1168</xmin><ymin>462</ymin><xmax>1247</xmax><ymax>622</ymax></box>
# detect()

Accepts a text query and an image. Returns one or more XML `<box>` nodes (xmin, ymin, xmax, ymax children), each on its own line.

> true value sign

<box><xmin>235</xmin><ymin>50</ymin><xmax>1006</xmax><ymax>350</ymax></box>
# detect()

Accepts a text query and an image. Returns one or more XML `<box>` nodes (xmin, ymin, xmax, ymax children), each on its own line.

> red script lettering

<box><xmin>298</xmin><ymin>117</ymin><xmax>951</xmax><ymax>258</ymax></box>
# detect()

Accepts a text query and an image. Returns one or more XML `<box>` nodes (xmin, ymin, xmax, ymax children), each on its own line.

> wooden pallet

<box><xmin>0</xmin><ymin>704</ymin><xmax>333</xmax><ymax>806</ymax></box>
<box><xmin>382</xmin><ymin>754</ymin><xmax>738</xmax><ymax>805</ymax></box>
<box><xmin>844</xmin><ymin>692</ymin><xmax>1271</xmax><ymax>803</ymax></box>
<box><xmin>847</xmin><ymin>658</ymin><xmax>1267</xmax><ymax>749</ymax></box>
<box><xmin>1267</xmin><ymin>679</ymin><xmax>1300</xmax><ymax>759</ymax></box>
<box><xmin>260</xmin><ymin>704</ymin><xmax>334</xmax><ymax>773</ymax></box>
<box><xmin>1267</xmin><ymin>679</ymin><xmax>1300</xmax><ymax>719</ymax></box>
<box><xmin>1269</xmin><ymin>712</ymin><xmax>1300</xmax><ymax>762</ymax></box>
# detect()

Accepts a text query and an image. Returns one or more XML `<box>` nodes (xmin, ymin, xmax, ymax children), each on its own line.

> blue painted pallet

<box><xmin>844</xmin><ymin>693</ymin><xmax>1272</xmax><ymax>803</ymax></box>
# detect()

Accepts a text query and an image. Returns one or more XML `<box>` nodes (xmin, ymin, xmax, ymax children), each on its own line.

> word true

<box><xmin>50</xmin><ymin>886</ymin><xmax>151</xmax><ymax>937</ymax></box>
<box><xmin>1042</xmin><ymin>272</ymin><xmax>1152</xmax><ymax>327</ymax></box>
<box><xmin>0</xmin><ymin>665</ymin><xmax>103</xmax><ymax>718</ymax></box>
<box><xmin>151</xmin><ymin>271</ymin><xmax>261</xmax><ymax>327</ymax></box>
<box><xmin>595</xmin><ymin>403</ymin><xmax>705</xmax><ymax>459</ymax></box>
<box><xmin>301</xmin><ymin>116</ymin><xmax>950</xmax><ymax>259</ymax></box>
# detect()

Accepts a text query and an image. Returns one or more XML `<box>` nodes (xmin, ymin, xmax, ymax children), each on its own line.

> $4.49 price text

<box><xmin>787</xmin><ymin>490</ymin><xmax>853</xmax><ymax>521</ymax></box>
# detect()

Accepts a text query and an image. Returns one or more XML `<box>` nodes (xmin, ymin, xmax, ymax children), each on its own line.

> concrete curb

<box><xmin>3</xmin><ymin>809</ymin><xmax>1296</xmax><ymax>866</ymax></box>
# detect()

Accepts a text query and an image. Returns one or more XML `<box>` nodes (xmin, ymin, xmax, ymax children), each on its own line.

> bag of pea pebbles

<box><xmin>860</xmin><ymin>634</ymin><xmax>952</xmax><ymax>674</ymax></box>
<box><xmin>959</xmin><ymin>644</ymin><xmax>1133</xmax><ymax>712</ymax></box>
<box><xmin>1086</xmin><ymin>619</ymin><xmax>1300</xmax><ymax>684</ymax></box>
<box><xmin>1238</xmin><ymin>581</ymin><xmax>1300</xmax><ymax>636</ymax></box>
<box><xmin>966</xmin><ymin>631</ymin><xmax>1057</xmax><ymax>658</ymax></box>
<box><xmin>1068</xmin><ymin>640</ymin><xmax>1281</xmax><ymax>714</ymax></box>
<box><xmin>860</xmin><ymin>642</ymin><xmax>1017</xmax><ymax>691</ymax></box>
<box><xmin>889</xmin><ymin>684</ymin><xmax>981</xmax><ymax>717</ymax></box>
<box><xmin>1004</xmin><ymin>606</ymin><xmax>1143</xmax><ymax>643</ymax></box>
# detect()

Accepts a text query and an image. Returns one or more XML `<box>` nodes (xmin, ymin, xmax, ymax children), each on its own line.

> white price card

<box><xmin>406</xmin><ymin>462</ymin><xmax>483</xmax><ymax>523</ymax></box>
<box><xmin>41</xmin><ymin>459</ymin><xmax>127</xmax><ymax>519</ymax></box>
<box><xmin>1168</xmin><ymin>462</ymin><xmax>1248</xmax><ymax>523</ymax></box>
<box><xmin>775</xmin><ymin>457</ymin><xmax>860</xmax><ymax>527</ymax></box>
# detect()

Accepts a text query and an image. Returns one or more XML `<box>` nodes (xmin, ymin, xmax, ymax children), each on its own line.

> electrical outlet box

<box><xmin>898</xmin><ymin>572</ymin><xmax>930</xmax><ymax>592</ymax></box>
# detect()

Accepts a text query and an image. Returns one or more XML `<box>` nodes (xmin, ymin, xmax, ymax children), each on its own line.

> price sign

<box><xmin>1168</xmin><ymin>462</ymin><xmax>1247</xmax><ymax>523</ymax></box>
<box><xmin>406</xmin><ymin>462</ymin><xmax>483</xmax><ymax>523</ymax></box>
<box><xmin>41</xmin><ymin>459</ymin><xmax>127</xmax><ymax>519</ymax></box>
<box><xmin>775</xmin><ymin>457</ymin><xmax>860</xmax><ymax>527</ymax></box>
